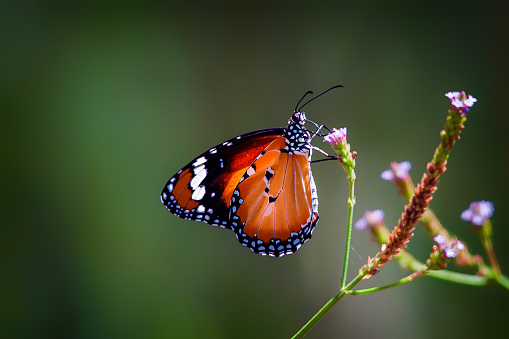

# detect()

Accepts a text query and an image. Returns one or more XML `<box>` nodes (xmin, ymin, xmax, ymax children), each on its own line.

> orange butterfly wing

<box><xmin>230</xmin><ymin>136</ymin><xmax>319</xmax><ymax>257</ymax></box>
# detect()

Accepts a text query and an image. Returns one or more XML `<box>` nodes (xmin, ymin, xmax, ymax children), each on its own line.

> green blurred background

<box><xmin>2</xmin><ymin>1</ymin><xmax>508</xmax><ymax>338</ymax></box>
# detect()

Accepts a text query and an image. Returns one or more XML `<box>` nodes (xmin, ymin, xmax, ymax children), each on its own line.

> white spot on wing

<box><xmin>193</xmin><ymin>156</ymin><xmax>207</xmax><ymax>166</ymax></box>
<box><xmin>190</xmin><ymin>166</ymin><xmax>207</xmax><ymax>189</ymax></box>
<box><xmin>193</xmin><ymin>164</ymin><xmax>205</xmax><ymax>175</ymax></box>
<box><xmin>246</xmin><ymin>166</ymin><xmax>255</xmax><ymax>176</ymax></box>
<box><xmin>192</xmin><ymin>186</ymin><xmax>206</xmax><ymax>201</ymax></box>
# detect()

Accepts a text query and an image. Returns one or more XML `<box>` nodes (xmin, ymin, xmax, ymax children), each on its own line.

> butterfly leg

<box><xmin>310</xmin><ymin>155</ymin><xmax>338</xmax><ymax>164</ymax></box>
<box><xmin>311</xmin><ymin>145</ymin><xmax>330</xmax><ymax>157</ymax></box>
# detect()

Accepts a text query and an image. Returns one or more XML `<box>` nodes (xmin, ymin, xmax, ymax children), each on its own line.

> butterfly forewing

<box><xmin>161</xmin><ymin>129</ymin><xmax>285</xmax><ymax>229</ymax></box>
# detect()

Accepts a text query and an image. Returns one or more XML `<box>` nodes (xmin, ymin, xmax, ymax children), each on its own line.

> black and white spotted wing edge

<box><xmin>160</xmin><ymin>128</ymin><xmax>285</xmax><ymax>229</ymax></box>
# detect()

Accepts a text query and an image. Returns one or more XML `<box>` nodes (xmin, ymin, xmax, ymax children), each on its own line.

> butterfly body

<box><xmin>161</xmin><ymin>112</ymin><xmax>320</xmax><ymax>257</ymax></box>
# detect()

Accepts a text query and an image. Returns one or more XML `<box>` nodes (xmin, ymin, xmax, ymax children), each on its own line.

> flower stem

<box><xmin>371</xmin><ymin>104</ymin><xmax>468</xmax><ymax>270</ymax></box>
<box><xmin>346</xmin><ymin>271</ymin><xmax>425</xmax><ymax>295</ymax></box>
<box><xmin>291</xmin><ymin>274</ymin><xmax>364</xmax><ymax>339</ymax></box>
<box><xmin>479</xmin><ymin>220</ymin><xmax>502</xmax><ymax>277</ymax></box>
<box><xmin>496</xmin><ymin>275</ymin><xmax>509</xmax><ymax>290</ymax></box>
<box><xmin>340</xmin><ymin>175</ymin><xmax>356</xmax><ymax>289</ymax></box>
<box><xmin>401</xmin><ymin>253</ymin><xmax>494</xmax><ymax>286</ymax></box>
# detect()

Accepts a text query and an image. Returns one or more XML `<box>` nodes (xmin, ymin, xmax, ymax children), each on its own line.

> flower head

<box><xmin>323</xmin><ymin>127</ymin><xmax>347</xmax><ymax>147</ymax></box>
<box><xmin>355</xmin><ymin>209</ymin><xmax>385</xmax><ymax>230</ymax></box>
<box><xmin>433</xmin><ymin>234</ymin><xmax>465</xmax><ymax>259</ymax></box>
<box><xmin>445</xmin><ymin>91</ymin><xmax>477</xmax><ymax>111</ymax></box>
<box><xmin>323</xmin><ymin>127</ymin><xmax>355</xmax><ymax>179</ymax></box>
<box><xmin>380</xmin><ymin>161</ymin><xmax>411</xmax><ymax>181</ymax></box>
<box><xmin>461</xmin><ymin>201</ymin><xmax>494</xmax><ymax>226</ymax></box>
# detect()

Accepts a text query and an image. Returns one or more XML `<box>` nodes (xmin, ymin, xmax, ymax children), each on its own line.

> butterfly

<box><xmin>161</xmin><ymin>86</ymin><xmax>342</xmax><ymax>257</ymax></box>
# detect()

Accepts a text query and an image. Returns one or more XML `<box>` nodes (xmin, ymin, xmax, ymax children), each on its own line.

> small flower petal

<box><xmin>354</xmin><ymin>217</ymin><xmax>368</xmax><ymax>230</ymax></box>
<box><xmin>355</xmin><ymin>209</ymin><xmax>385</xmax><ymax>230</ymax></box>
<box><xmin>366</xmin><ymin>209</ymin><xmax>385</xmax><ymax>225</ymax></box>
<box><xmin>445</xmin><ymin>91</ymin><xmax>460</xmax><ymax>100</ymax></box>
<box><xmin>433</xmin><ymin>234</ymin><xmax>446</xmax><ymax>246</ymax></box>
<box><xmin>380</xmin><ymin>169</ymin><xmax>394</xmax><ymax>181</ymax></box>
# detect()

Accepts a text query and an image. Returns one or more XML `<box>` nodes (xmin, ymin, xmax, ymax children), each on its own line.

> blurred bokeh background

<box><xmin>2</xmin><ymin>1</ymin><xmax>508</xmax><ymax>338</ymax></box>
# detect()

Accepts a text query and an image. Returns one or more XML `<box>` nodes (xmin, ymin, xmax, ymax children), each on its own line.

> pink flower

<box><xmin>323</xmin><ymin>127</ymin><xmax>347</xmax><ymax>147</ymax></box>
<box><xmin>445</xmin><ymin>91</ymin><xmax>477</xmax><ymax>111</ymax></box>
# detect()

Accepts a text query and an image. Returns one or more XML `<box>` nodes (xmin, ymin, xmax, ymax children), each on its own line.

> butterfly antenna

<box><xmin>298</xmin><ymin>85</ymin><xmax>343</xmax><ymax>112</ymax></box>
<box><xmin>295</xmin><ymin>90</ymin><xmax>314</xmax><ymax>113</ymax></box>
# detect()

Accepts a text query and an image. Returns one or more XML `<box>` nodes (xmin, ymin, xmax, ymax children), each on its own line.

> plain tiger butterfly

<box><xmin>161</xmin><ymin>86</ymin><xmax>342</xmax><ymax>257</ymax></box>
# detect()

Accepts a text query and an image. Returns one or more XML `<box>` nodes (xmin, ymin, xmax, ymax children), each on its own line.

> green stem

<box><xmin>426</xmin><ymin>269</ymin><xmax>493</xmax><ymax>286</ymax></box>
<box><xmin>400</xmin><ymin>252</ymin><xmax>492</xmax><ymax>286</ymax></box>
<box><xmin>292</xmin><ymin>167</ymin><xmax>357</xmax><ymax>339</ymax></box>
<box><xmin>340</xmin><ymin>175</ymin><xmax>356</xmax><ymax>289</ymax></box>
<box><xmin>347</xmin><ymin>271</ymin><xmax>425</xmax><ymax>295</ymax></box>
<box><xmin>349</xmin><ymin>268</ymin><xmax>492</xmax><ymax>295</ymax></box>
<box><xmin>479</xmin><ymin>220</ymin><xmax>502</xmax><ymax>277</ymax></box>
<box><xmin>483</xmin><ymin>237</ymin><xmax>501</xmax><ymax>276</ymax></box>
<box><xmin>496</xmin><ymin>274</ymin><xmax>509</xmax><ymax>290</ymax></box>
<box><xmin>291</xmin><ymin>274</ymin><xmax>364</xmax><ymax>339</ymax></box>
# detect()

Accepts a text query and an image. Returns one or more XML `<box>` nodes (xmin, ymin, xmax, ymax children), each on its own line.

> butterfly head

<box><xmin>289</xmin><ymin>111</ymin><xmax>307</xmax><ymax>125</ymax></box>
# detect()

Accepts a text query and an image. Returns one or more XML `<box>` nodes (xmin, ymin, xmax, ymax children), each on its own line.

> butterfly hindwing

<box><xmin>230</xmin><ymin>136</ymin><xmax>319</xmax><ymax>257</ymax></box>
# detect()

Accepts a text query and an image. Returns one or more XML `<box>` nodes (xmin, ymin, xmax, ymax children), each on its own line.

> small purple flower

<box><xmin>445</xmin><ymin>241</ymin><xmax>465</xmax><ymax>258</ymax></box>
<box><xmin>433</xmin><ymin>235</ymin><xmax>465</xmax><ymax>259</ymax></box>
<box><xmin>355</xmin><ymin>209</ymin><xmax>385</xmax><ymax>230</ymax></box>
<box><xmin>433</xmin><ymin>234</ymin><xmax>446</xmax><ymax>246</ymax></box>
<box><xmin>380</xmin><ymin>161</ymin><xmax>411</xmax><ymax>181</ymax></box>
<box><xmin>461</xmin><ymin>201</ymin><xmax>494</xmax><ymax>226</ymax></box>
<box><xmin>445</xmin><ymin>91</ymin><xmax>477</xmax><ymax>111</ymax></box>
<box><xmin>323</xmin><ymin>127</ymin><xmax>347</xmax><ymax>147</ymax></box>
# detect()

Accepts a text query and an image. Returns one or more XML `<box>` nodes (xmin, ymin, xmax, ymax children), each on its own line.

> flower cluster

<box><xmin>324</xmin><ymin>127</ymin><xmax>355</xmax><ymax>180</ymax></box>
<box><xmin>323</xmin><ymin>127</ymin><xmax>347</xmax><ymax>147</ymax></box>
<box><xmin>461</xmin><ymin>201</ymin><xmax>494</xmax><ymax>226</ymax></box>
<box><xmin>380</xmin><ymin>161</ymin><xmax>414</xmax><ymax>199</ymax></box>
<box><xmin>380</xmin><ymin>161</ymin><xmax>411</xmax><ymax>182</ymax></box>
<box><xmin>433</xmin><ymin>234</ymin><xmax>465</xmax><ymax>259</ymax></box>
<box><xmin>426</xmin><ymin>235</ymin><xmax>466</xmax><ymax>270</ymax></box>
<box><xmin>445</xmin><ymin>91</ymin><xmax>477</xmax><ymax>112</ymax></box>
